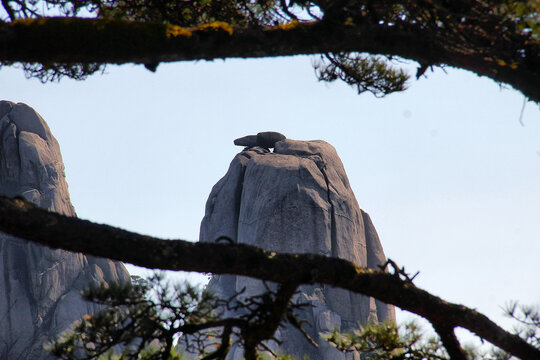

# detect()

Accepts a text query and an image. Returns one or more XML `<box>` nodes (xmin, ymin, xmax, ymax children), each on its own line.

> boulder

<box><xmin>200</xmin><ymin>138</ymin><xmax>395</xmax><ymax>359</ymax></box>
<box><xmin>233</xmin><ymin>131</ymin><xmax>287</xmax><ymax>149</ymax></box>
<box><xmin>0</xmin><ymin>101</ymin><xmax>130</xmax><ymax>360</ymax></box>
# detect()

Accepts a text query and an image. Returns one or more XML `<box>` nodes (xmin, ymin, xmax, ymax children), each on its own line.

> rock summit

<box><xmin>200</xmin><ymin>136</ymin><xmax>395</xmax><ymax>359</ymax></box>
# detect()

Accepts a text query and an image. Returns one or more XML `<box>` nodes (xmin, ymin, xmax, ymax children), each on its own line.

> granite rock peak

<box><xmin>0</xmin><ymin>101</ymin><xmax>130</xmax><ymax>360</ymax></box>
<box><xmin>200</xmin><ymin>137</ymin><xmax>395</xmax><ymax>359</ymax></box>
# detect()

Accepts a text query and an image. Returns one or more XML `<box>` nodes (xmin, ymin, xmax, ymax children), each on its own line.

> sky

<box><xmin>2</xmin><ymin>56</ymin><xmax>539</xmax><ymax>343</ymax></box>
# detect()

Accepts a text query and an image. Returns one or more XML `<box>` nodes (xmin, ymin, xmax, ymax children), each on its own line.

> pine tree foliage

<box><xmin>48</xmin><ymin>274</ymin><xmax>311</xmax><ymax>360</ymax></box>
<box><xmin>314</xmin><ymin>53</ymin><xmax>409</xmax><ymax>97</ymax></box>
<box><xmin>323</xmin><ymin>303</ymin><xmax>540</xmax><ymax>360</ymax></box>
<box><xmin>47</xmin><ymin>273</ymin><xmax>540</xmax><ymax>360</ymax></box>
<box><xmin>48</xmin><ymin>274</ymin><xmax>210</xmax><ymax>360</ymax></box>
<box><xmin>322</xmin><ymin>322</ymin><xmax>451</xmax><ymax>360</ymax></box>
<box><xmin>506</xmin><ymin>303</ymin><xmax>540</xmax><ymax>350</ymax></box>
<box><xmin>486</xmin><ymin>303</ymin><xmax>540</xmax><ymax>360</ymax></box>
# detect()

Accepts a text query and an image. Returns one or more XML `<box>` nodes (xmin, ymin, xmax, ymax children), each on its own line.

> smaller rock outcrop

<box><xmin>0</xmin><ymin>101</ymin><xmax>130</xmax><ymax>360</ymax></box>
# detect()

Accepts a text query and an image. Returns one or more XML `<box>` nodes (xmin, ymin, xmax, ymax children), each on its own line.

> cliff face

<box><xmin>0</xmin><ymin>101</ymin><xmax>130</xmax><ymax>360</ymax></box>
<box><xmin>200</xmin><ymin>138</ymin><xmax>395</xmax><ymax>360</ymax></box>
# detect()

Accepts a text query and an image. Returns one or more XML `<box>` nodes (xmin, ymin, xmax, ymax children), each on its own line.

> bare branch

<box><xmin>1</xmin><ymin>0</ymin><xmax>16</xmax><ymax>21</ymax></box>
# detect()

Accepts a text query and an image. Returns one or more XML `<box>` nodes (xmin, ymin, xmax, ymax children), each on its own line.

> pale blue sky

<box><xmin>2</xmin><ymin>56</ymin><xmax>539</xmax><ymax>338</ymax></box>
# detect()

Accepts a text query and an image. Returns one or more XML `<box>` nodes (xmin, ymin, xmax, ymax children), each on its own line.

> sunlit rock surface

<box><xmin>0</xmin><ymin>101</ymin><xmax>130</xmax><ymax>360</ymax></box>
<box><xmin>200</xmin><ymin>138</ymin><xmax>395</xmax><ymax>360</ymax></box>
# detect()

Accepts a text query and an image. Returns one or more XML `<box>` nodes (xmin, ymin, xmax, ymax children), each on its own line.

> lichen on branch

<box><xmin>1</xmin><ymin>0</ymin><xmax>540</xmax><ymax>102</ymax></box>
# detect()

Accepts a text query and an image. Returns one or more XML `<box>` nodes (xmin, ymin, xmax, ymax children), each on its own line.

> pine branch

<box><xmin>0</xmin><ymin>16</ymin><xmax>539</xmax><ymax>102</ymax></box>
<box><xmin>431</xmin><ymin>323</ymin><xmax>467</xmax><ymax>360</ymax></box>
<box><xmin>0</xmin><ymin>195</ymin><xmax>538</xmax><ymax>359</ymax></box>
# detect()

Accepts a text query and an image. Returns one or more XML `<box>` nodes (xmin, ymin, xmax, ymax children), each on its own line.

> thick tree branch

<box><xmin>0</xmin><ymin>18</ymin><xmax>430</xmax><ymax>63</ymax></box>
<box><xmin>431</xmin><ymin>323</ymin><xmax>467</xmax><ymax>360</ymax></box>
<box><xmin>0</xmin><ymin>17</ymin><xmax>539</xmax><ymax>102</ymax></box>
<box><xmin>0</xmin><ymin>195</ymin><xmax>538</xmax><ymax>359</ymax></box>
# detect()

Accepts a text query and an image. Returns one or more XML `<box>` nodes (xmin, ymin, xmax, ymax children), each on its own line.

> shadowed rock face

<box><xmin>0</xmin><ymin>101</ymin><xmax>130</xmax><ymax>360</ymax></box>
<box><xmin>200</xmin><ymin>139</ymin><xmax>395</xmax><ymax>360</ymax></box>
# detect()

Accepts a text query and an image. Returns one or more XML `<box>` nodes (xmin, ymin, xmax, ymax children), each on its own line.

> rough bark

<box><xmin>1</xmin><ymin>17</ymin><xmax>539</xmax><ymax>102</ymax></box>
<box><xmin>0</xmin><ymin>196</ymin><xmax>537</xmax><ymax>359</ymax></box>
<box><xmin>431</xmin><ymin>324</ymin><xmax>467</xmax><ymax>360</ymax></box>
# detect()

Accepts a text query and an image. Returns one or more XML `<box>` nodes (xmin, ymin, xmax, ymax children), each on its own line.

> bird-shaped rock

<box><xmin>233</xmin><ymin>131</ymin><xmax>286</xmax><ymax>149</ymax></box>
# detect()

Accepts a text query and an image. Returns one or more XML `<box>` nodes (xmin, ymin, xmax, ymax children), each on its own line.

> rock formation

<box><xmin>0</xmin><ymin>101</ymin><xmax>130</xmax><ymax>360</ymax></box>
<box><xmin>200</xmin><ymin>137</ymin><xmax>395</xmax><ymax>359</ymax></box>
<box><xmin>233</xmin><ymin>131</ymin><xmax>286</xmax><ymax>149</ymax></box>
